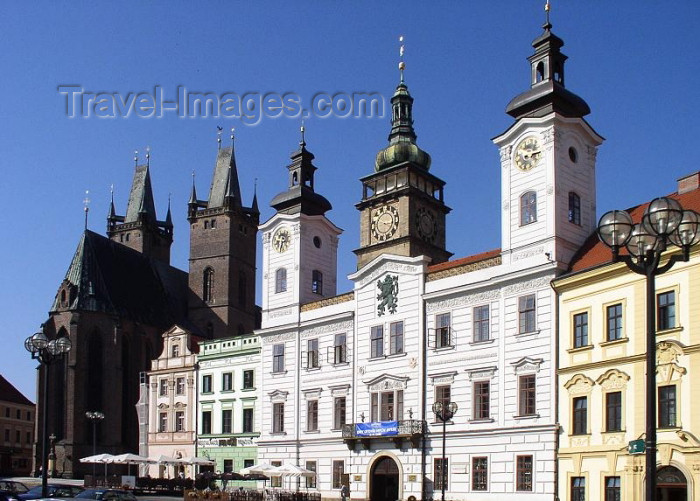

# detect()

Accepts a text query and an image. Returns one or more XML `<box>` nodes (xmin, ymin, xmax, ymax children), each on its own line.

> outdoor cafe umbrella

<box><xmin>180</xmin><ymin>456</ymin><xmax>215</xmax><ymax>478</ymax></box>
<box><xmin>268</xmin><ymin>464</ymin><xmax>316</xmax><ymax>491</ymax></box>
<box><xmin>240</xmin><ymin>462</ymin><xmax>275</xmax><ymax>475</ymax></box>
<box><xmin>107</xmin><ymin>453</ymin><xmax>153</xmax><ymax>476</ymax></box>
<box><xmin>149</xmin><ymin>455</ymin><xmax>187</xmax><ymax>478</ymax></box>
<box><xmin>79</xmin><ymin>453</ymin><xmax>115</xmax><ymax>479</ymax></box>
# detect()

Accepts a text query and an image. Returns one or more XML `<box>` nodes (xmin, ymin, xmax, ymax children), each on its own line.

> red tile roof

<box><xmin>427</xmin><ymin>248</ymin><xmax>501</xmax><ymax>273</ymax></box>
<box><xmin>0</xmin><ymin>374</ymin><xmax>33</xmax><ymax>406</ymax></box>
<box><xmin>570</xmin><ymin>185</ymin><xmax>700</xmax><ymax>273</ymax></box>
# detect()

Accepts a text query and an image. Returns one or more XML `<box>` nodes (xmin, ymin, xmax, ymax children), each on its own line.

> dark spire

<box><xmin>165</xmin><ymin>194</ymin><xmax>173</xmax><ymax>228</ymax></box>
<box><xmin>208</xmin><ymin>128</ymin><xmax>242</xmax><ymax>209</ymax></box>
<box><xmin>188</xmin><ymin>171</ymin><xmax>198</xmax><ymax>205</ymax></box>
<box><xmin>270</xmin><ymin>129</ymin><xmax>332</xmax><ymax>216</ymax></box>
<box><xmin>251</xmin><ymin>178</ymin><xmax>259</xmax><ymax>215</ymax></box>
<box><xmin>505</xmin><ymin>3</ymin><xmax>590</xmax><ymax>119</ymax></box>
<box><xmin>125</xmin><ymin>162</ymin><xmax>157</xmax><ymax>223</ymax></box>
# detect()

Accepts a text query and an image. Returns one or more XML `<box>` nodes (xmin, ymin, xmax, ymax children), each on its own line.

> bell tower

<box><xmin>355</xmin><ymin>51</ymin><xmax>451</xmax><ymax>270</ymax></box>
<box><xmin>493</xmin><ymin>6</ymin><xmax>603</xmax><ymax>267</ymax></box>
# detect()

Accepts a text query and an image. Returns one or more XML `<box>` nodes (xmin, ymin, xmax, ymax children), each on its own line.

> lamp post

<box><xmin>432</xmin><ymin>401</ymin><xmax>457</xmax><ymax>501</ymax></box>
<box><xmin>85</xmin><ymin>411</ymin><xmax>105</xmax><ymax>481</ymax></box>
<box><xmin>24</xmin><ymin>331</ymin><xmax>72</xmax><ymax>498</ymax></box>
<box><xmin>597</xmin><ymin>197</ymin><xmax>700</xmax><ymax>501</ymax></box>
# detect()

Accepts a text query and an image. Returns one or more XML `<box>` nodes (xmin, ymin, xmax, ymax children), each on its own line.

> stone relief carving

<box><xmin>657</xmin><ymin>341</ymin><xmax>683</xmax><ymax>364</ymax></box>
<box><xmin>301</xmin><ymin>320</ymin><xmax>354</xmax><ymax>339</ymax></box>
<box><xmin>369</xmin><ymin>378</ymin><xmax>408</xmax><ymax>392</ymax></box>
<box><xmin>268</xmin><ymin>390</ymin><xmax>288</xmax><ymax>402</ymax></box>
<box><xmin>596</xmin><ymin>368</ymin><xmax>630</xmax><ymax>390</ymax></box>
<box><xmin>564</xmin><ymin>374</ymin><xmax>595</xmax><ymax>395</ymax></box>
<box><xmin>512</xmin><ymin>246</ymin><xmax>545</xmax><ymax>262</ymax></box>
<box><xmin>426</xmin><ymin>289</ymin><xmax>500</xmax><ymax>313</ymax></box>
<box><xmin>503</xmin><ymin>276</ymin><xmax>551</xmax><ymax>296</ymax></box>
<box><xmin>263</xmin><ymin>331</ymin><xmax>295</xmax><ymax>344</ymax></box>
<box><xmin>467</xmin><ymin>366</ymin><xmax>497</xmax><ymax>380</ymax></box>
<box><xmin>429</xmin><ymin>372</ymin><xmax>457</xmax><ymax>385</ymax></box>
<box><xmin>268</xmin><ymin>307</ymin><xmax>293</xmax><ymax>319</ymax></box>
<box><xmin>359</xmin><ymin>262</ymin><xmax>421</xmax><ymax>287</ymax></box>
<box><xmin>657</xmin><ymin>363</ymin><xmax>687</xmax><ymax>384</ymax></box>
<box><xmin>409</xmin><ymin>357</ymin><xmax>418</xmax><ymax>369</ymax></box>
<box><xmin>511</xmin><ymin>357</ymin><xmax>543</xmax><ymax>374</ymax></box>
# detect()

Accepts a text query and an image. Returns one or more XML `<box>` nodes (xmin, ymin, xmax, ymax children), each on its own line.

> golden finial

<box><xmin>544</xmin><ymin>0</ymin><xmax>552</xmax><ymax>28</ymax></box>
<box><xmin>398</xmin><ymin>35</ymin><xmax>406</xmax><ymax>81</ymax></box>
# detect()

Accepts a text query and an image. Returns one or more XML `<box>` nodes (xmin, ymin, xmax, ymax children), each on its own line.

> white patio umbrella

<box><xmin>108</xmin><ymin>453</ymin><xmax>153</xmax><ymax>476</ymax></box>
<box><xmin>268</xmin><ymin>464</ymin><xmax>316</xmax><ymax>492</ymax></box>
<box><xmin>79</xmin><ymin>453</ymin><xmax>115</xmax><ymax>479</ymax></box>
<box><xmin>149</xmin><ymin>455</ymin><xmax>187</xmax><ymax>478</ymax></box>
<box><xmin>240</xmin><ymin>461</ymin><xmax>275</xmax><ymax>475</ymax></box>
<box><xmin>180</xmin><ymin>456</ymin><xmax>215</xmax><ymax>465</ymax></box>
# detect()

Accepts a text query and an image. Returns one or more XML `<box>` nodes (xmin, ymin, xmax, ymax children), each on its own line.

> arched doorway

<box><xmin>370</xmin><ymin>456</ymin><xmax>399</xmax><ymax>501</ymax></box>
<box><xmin>657</xmin><ymin>466</ymin><xmax>687</xmax><ymax>501</ymax></box>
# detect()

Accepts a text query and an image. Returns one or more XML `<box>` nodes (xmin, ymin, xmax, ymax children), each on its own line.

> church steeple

<box><xmin>506</xmin><ymin>4</ymin><xmax>590</xmax><ymax>120</ymax></box>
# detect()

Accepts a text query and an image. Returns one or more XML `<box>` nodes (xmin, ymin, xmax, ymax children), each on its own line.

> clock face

<box><xmin>416</xmin><ymin>207</ymin><xmax>436</xmax><ymax>242</ymax></box>
<box><xmin>371</xmin><ymin>205</ymin><xmax>399</xmax><ymax>241</ymax></box>
<box><xmin>514</xmin><ymin>136</ymin><xmax>542</xmax><ymax>171</ymax></box>
<box><xmin>272</xmin><ymin>227</ymin><xmax>291</xmax><ymax>253</ymax></box>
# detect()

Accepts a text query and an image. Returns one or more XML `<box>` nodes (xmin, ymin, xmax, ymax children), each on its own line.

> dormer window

<box><xmin>520</xmin><ymin>191</ymin><xmax>537</xmax><ymax>226</ymax></box>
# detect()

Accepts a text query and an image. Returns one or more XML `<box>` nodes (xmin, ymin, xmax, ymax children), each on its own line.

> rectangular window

<box><xmin>605</xmin><ymin>476</ymin><xmax>621</xmax><ymax>501</ymax></box>
<box><xmin>15</xmin><ymin>430</ymin><xmax>20</xmax><ymax>443</ymax></box>
<box><xmin>223</xmin><ymin>459</ymin><xmax>233</xmax><ymax>474</ymax></box>
<box><xmin>573</xmin><ymin>396</ymin><xmax>588</xmax><ymax>435</ymax></box>
<box><xmin>26</xmin><ymin>431</ymin><xmax>31</xmax><ymax>444</ymax></box>
<box><xmin>273</xmin><ymin>344</ymin><xmax>285</xmax><ymax>373</ymax></box>
<box><xmin>389</xmin><ymin>321</ymin><xmax>404</xmax><ymax>355</ymax></box>
<box><xmin>159</xmin><ymin>379</ymin><xmax>168</xmax><ymax>396</ymax></box>
<box><xmin>606</xmin><ymin>303</ymin><xmax>623</xmax><ymax>341</ymax></box>
<box><xmin>472</xmin><ymin>457</ymin><xmax>488</xmax><ymax>491</ymax></box>
<box><xmin>306</xmin><ymin>461</ymin><xmax>317</xmax><ymax>489</ymax></box>
<box><xmin>434</xmin><ymin>458</ymin><xmax>448</xmax><ymax>491</ymax></box>
<box><xmin>174</xmin><ymin>411</ymin><xmax>184</xmax><ymax>432</ymax></box>
<box><xmin>242</xmin><ymin>408</ymin><xmax>254</xmax><ymax>433</ymax></box>
<box><xmin>659</xmin><ymin>385</ymin><xmax>677</xmax><ymax>428</ymax></box>
<box><xmin>271</xmin><ymin>461</ymin><xmax>282</xmax><ymax>488</ymax></box>
<box><xmin>201</xmin><ymin>411</ymin><xmax>211</xmax><ymax>434</ymax></box>
<box><xmin>312</xmin><ymin>270</ymin><xmax>323</xmax><ymax>295</ymax></box>
<box><xmin>243</xmin><ymin>370</ymin><xmax>254</xmax><ymax>389</ymax></box>
<box><xmin>202</xmin><ymin>375</ymin><xmax>212</xmax><ymax>394</ymax></box>
<box><xmin>473</xmin><ymin>381</ymin><xmax>490</xmax><ymax>420</ymax></box>
<box><xmin>222</xmin><ymin>409</ymin><xmax>232</xmax><ymax>433</ymax></box>
<box><xmin>334</xmin><ymin>397</ymin><xmax>346</xmax><ymax>429</ymax></box>
<box><xmin>176</xmin><ymin>377</ymin><xmax>185</xmax><ymax>395</ymax></box>
<box><xmin>606</xmin><ymin>392</ymin><xmax>622</xmax><ymax>432</ymax></box>
<box><xmin>435</xmin><ymin>313</ymin><xmax>451</xmax><ymax>348</ymax></box>
<box><xmin>243</xmin><ymin>459</ymin><xmax>254</xmax><ymax>469</ymax></box>
<box><xmin>435</xmin><ymin>385</ymin><xmax>451</xmax><ymax>419</ymax></box>
<box><xmin>569</xmin><ymin>192</ymin><xmax>581</xmax><ymax>225</ymax></box>
<box><xmin>381</xmin><ymin>391</ymin><xmax>395</xmax><ymax>421</ymax></box>
<box><xmin>574</xmin><ymin>312</ymin><xmax>589</xmax><ymax>348</ymax></box>
<box><xmin>571</xmin><ymin>477</ymin><xmax>586</xmax><ymax>501</ymax></box>
<box><xmin>520</xmin><ymin>191</ymin><xmax>537</xmax><ymax>225</ymax></box>
<box><xmin>222</xmin><ymin>372</ymin><xmax>233</xmax><ymax>391</ymax></box>
<box><xmin>307</xmin><ymin>400</ymin><xmax>319</xmax><ymax>432</ymax></box>
<box><xmin>473</xmin><ymin>305</ymin><xmax>490</xmax><ymax>342</ymax></box>
<box><xmin>334</xmin><ymin>333</ymin><xmax>347</xmax><ymax>364</ymax></box>
<box><xmin>26</xmin><ymin>411</ymin><xmax>31</xmax><ymax>421</ymax></box>
<box><xmin>370</xmin><ymin>325</ymin><xmax>384</xmax><ymax>358</ymax></box>
<box><xmin>307</xmin><ymin>339</ymin><xmax>319</xmax><ymax>369</ymax></box>
<box><xmin>273</xmin><ymin>403</ymin><xmax>284</xmax><ymax>433</ymax></box>
<box><xmin>657</xmin><ymin>291</ymin><xmax>676</xmax><ymax>330</ymax></box>
<box><xmin>332</xmin><ymin>460</ymin><xmax>344</xmax><ymax>489</ymax></box>
<box><xmin>158</xmin><ymin>412</ymin><xmax>167</xmax><ymax>433</ymax></box>
<box><xmin>519</xmin><ymin>374</ymin><xmax>536</xmax><ymax>416</ymax></box>
<box><xmin>516</xmin><ymin>455</ymin><xmax>533</xmax><ymax>491</ymax></box>
<box><xmin>519</xmin><ymin>295</ymin><xmax>536</xmax><ymax>333</ymax></box>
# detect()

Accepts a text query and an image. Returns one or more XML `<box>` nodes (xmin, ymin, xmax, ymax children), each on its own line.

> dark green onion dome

<box><xmin>375</xmin><ymin>81</ymin><xmax>431</xmax><ymax>172</ymax></box>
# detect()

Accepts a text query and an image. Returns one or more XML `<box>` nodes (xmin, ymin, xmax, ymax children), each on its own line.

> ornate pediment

<box><xmin>467</xmin><ymin>366</ymin><xmax>497</xmax><ymax>381</ymax></box>
<box><xmin>329</xmin><ymin>384</ymin><xmax>351</xmax><ymax>397</ymax></box>
<box><xmin>303</xmin><ymin>388</ymin><xmax>322</xmax><ymax>400</ymax></box>
<box><xmin>268</xmin><ymin>390</ymin><xmax>289</xmax><ymax>403</ymax></box>
<box><xmin>429</xmin><ymin>371</ymin><xmax>457</xmax><ymax>385</ymax></box>
<box><xmin>596</xmin><ymin>369</ymin><xmax>630</xmax><ymax>390</ymax></box>
<box><xmin>657</xmin><ymin>341</ymin><xmax>684</xmax><ymax>365</ymax></box>
<box><xmin>564</xmin><ymin>374</ymin><xmax>595</xmax><ymax>395</ymax></box>
<box><xmin>363</xmin><ymin>373</ymin><xmax>409</xmax><ymax>392</ymax></box>
<box><xmin>511</xmin><ymin>356</ymin><xmax>543</xmax><ymax>374</ymax></box>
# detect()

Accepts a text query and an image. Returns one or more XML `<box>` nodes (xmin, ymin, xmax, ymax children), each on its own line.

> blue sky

<box><xmin>2</xmin><ymin>1</ymin><xmax>699</xmax><ymax>400</ymax></box>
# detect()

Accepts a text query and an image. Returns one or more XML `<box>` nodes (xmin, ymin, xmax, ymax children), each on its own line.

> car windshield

<box><xmin>0</xmin><ymin>482</ymin><xmax>28</xmax><ymax>494</ymax></box>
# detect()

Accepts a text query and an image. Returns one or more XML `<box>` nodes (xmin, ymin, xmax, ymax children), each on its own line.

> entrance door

<box><xmin>657</xmin><ymin>466</ymin><xmax>687</xmax><ymax>501</ymax></box>
<box><xmin>371</xmin><ymin>457</ymin><xmax>399</xmax><ymax>501</ymax></box>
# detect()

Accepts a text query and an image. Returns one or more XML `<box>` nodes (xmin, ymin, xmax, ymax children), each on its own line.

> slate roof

<box><xmin>51</xmin><ymin>230</ymin><xmax>189</xmax><ymax>329</ymax></box>
<box><xmin>124</xmin><ymin>165</ymin><xmax>157</xmax><ymax>223</ymax></box>
<box><xmin>0</xmin><ymin>374</ymin><xmax>33</xmax><ymax>406</ymax></box>
<box><xmin>570</xmin><ymin>184</ymin><xmax>700</xmax><ymax>273</ymax></box>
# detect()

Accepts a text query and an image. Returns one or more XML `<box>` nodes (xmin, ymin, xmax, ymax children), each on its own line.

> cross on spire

<box><xmin>399</xmin><ymin>35</ymin><xmax>406</xmax><ymax>82</ymax></box>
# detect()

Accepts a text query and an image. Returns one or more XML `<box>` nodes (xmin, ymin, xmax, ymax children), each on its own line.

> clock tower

<box><xmin>260</xmin><ymin>132</ymin><xmax>342</xmax><ymax>326</ymax></box>
<box><xmin>493</xmin><ymin>16</ymin><xmax>603</xmax><ymax>267</ymax></box>
<box><xmin>355</xmin><ymin>75</ymin><xmax>451</xmax><ymax>269</ymax></box>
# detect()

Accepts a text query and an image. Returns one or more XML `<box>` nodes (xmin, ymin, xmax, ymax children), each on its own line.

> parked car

<box><xmin>75</xmin><ymin>490</ymin><xmax>136</xmax><ymax>501</ymax></box>
<box><xmin>18</xmin><ymin>485</ymin><xmax>84</xmax><ymax>500</ymax></box>
<box><xmin>0</xmin><ymin>489</ymin><xmax>22</xmax><ymax>501</ymax></box>
<box><xmin>0</xmin><ymin>482</ymin><xmax>29</xmax><ymax>495</ymax></box>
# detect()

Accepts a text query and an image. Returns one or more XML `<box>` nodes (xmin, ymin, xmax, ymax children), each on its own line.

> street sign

<box><xmin>628</xmin><ymin>439</ymin><xmax>645</xmax><ymax>454</ymax></box>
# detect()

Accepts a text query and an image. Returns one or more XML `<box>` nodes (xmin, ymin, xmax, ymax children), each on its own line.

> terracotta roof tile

<box><xmin>427</xmin><ymin>248</ymin><xmax>501</xmax><ymax>273</ymax></box>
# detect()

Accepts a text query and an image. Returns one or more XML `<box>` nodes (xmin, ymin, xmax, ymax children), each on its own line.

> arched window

<box><xmin>238</xmin><ymin>272</ymin><xmax>247</xmax><ymax>307</ymax></box>
<box><xmin>568</xmin><ymin>192</ymin><xmax>581</xmax><ymax>225</ymax></box>
<box><xmin>275</xmin><ymin>268</ymin><xmax>287</xmax><ymax>293</ymax></box>
<box><xmin>312</xmin><ymin>270</ymin><xmax>323</xmax><ymax>295</ymax></box>
<box><xmin>520</xmin><ymin>191</ymin><xmax>537</xmax><ymax>226</ymax></box>
<box><xmin>202</xmin><ymin>268</ymin><xmax>214</xmax><ymax>303</ymax></box>
<box><xmin>536</xmin><ymin>61</ymin><xmax>545</xmax><ymax>83</ymax></box>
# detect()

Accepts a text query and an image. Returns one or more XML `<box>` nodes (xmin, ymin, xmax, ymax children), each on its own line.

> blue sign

<box><xmin>355</xmin><ymin>421</ymin><xmax>398</xmax><ymax>437</ymax></box>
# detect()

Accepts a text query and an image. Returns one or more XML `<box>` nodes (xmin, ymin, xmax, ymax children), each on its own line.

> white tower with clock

<box><xmin>493</xmin><ymin>18</ymin><xmax>603</xmax><ymax>267</ymax></box>
<box><xmin>260</xmin><ymin>133</ymin><xmax>342</xmax><ymax>328</ymax></box>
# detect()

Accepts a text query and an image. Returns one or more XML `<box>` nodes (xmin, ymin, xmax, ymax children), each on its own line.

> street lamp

<box><xmin>432</xmin><ymin>401</ymin><xmax>457</xmax><ymax>501</ymax></box>
<box><xmin>24</xmin><ymin>331</ymin><xmax>72</xmax><ymax>498</ymax></box>
<box><xmin>85</xmin><ymin>411</ymin><xmax>105</xmax><ymax>481</ymax></box>
<box><xmin>597</xmin><ymin>197</ymin><xmax>700</xmax><ymax>501</ymax></box>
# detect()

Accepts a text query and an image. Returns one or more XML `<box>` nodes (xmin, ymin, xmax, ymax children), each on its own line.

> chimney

<box><xmin>677</xmin><ymin>172</ymin><xmax>700</xmax><ymax>195</ymax></box>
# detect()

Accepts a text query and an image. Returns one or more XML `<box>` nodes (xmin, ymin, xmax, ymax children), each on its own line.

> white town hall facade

<box><xmin>254</xmin><ymin>18</ymin><xmax>602</xmax><ymax>501</ymax></box>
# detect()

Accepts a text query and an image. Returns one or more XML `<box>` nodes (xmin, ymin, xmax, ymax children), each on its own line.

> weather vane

<box><xmin>399</xmin><ymin>35</ymin><xmax>406</xmax><ymax>81</ymax></box>
<box><xmin>300</xmin><ymin>119</ymin><xmax>306</xmax><ymax>147</ymax></box>
<box><xmin>83</xmin><ymin>190</ymin><xmax>90</xmax><ymax>230</ymax></box>
<box><xmin>544</xmin><ymin>0</ymin><xmax>551</xmax><ymax>28</ymax></box>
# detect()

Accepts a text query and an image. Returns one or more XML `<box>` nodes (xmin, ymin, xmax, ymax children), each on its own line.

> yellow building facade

<box><xmin>554</xmin><ymin>175</ymin><xmax>700</xmax><ymax>501</ymax></box>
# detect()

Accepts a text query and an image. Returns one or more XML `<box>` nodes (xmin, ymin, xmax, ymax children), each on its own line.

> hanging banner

<box><xmin>355</xmin><ymin>421</ymin><xmax>398</xmax><ymax>437</ymax></box>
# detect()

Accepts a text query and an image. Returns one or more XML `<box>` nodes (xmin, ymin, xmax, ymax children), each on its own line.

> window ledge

<box><xmin>569</xmin><ymin>432</ymin><xmax>591</xmax><ymax>437</ymax></box>
<box><xmin>600</xmin><ymin>337</ymin><xmax>629</xmax><ymax>347</ymax></box>
<box><xmin>241</xmin><ymin>387</ymin><xmax>256</xmax><ymax>392</ymax></box>
<box><xmin>657</xmin><ymin>326</ymin><xmax>683</xmax><ymax>336</ymax></box>
<box><xmin>387</xmin><ymin>351</ymin><xmax>407</xmax><ymax>359</ymax></box>
<box><xmin>304</xmin><ymin>429</ymin><xmax>320</xmax><ymax>434</ymax></box>
<box><xmin>469</xmin><ymin>339</ymin><xmax>494</xmax><ymax>346</ymax></box>
<box><xmin>368</xmin><ymin>355</ymin><xmax>386</xmax><ymax>361</ymax></box>
<box><xmin>567</xmin><ymin>345</ymin><xmax>593</xmax><ymax>354</ymax></box>
<box><xmin>601</xmin><ymin>430</ymin><xmax>626</xmax><ymax>435</ymax></box>
<box><xmin>515</xmin><ymin>329</ymin><xmax>540</xmax><ymax>338</ymax></box>
<box><xmin>305</xmin><ymin>366</ymin><xmax>321</xmax><ymax>372</ymax></box>
<box><xmin>433</xmin><ymin>345</ymin><xmax>455</xmax><ymax>353</ymax></box>
<box><xmin>330</xmin><ymin>428</ymin><xmax>343</xmax><ymax>432</ymax></box>
<box><xmin>659</xmin><ymin>426</ymin><xmax>681</xmax><ymax>431</ymax></box>
<box><xmin>271</xmin><ymin>370</ymin><xmax>288</xmax><ymax>376</ymax></box>
<box><xmin>468</xmin><ymin>418</ymin><xmax>494</xmax><ymax>424</ymax></box>
<box><xmin>270</xmin><ymin>432</ymin><xmax>287</xmax><ymax>436</ymax></box>
<box><xmin>514</xmin><ymin>413</ymin><xmax>540</xmax><ymax>420</ymax></box>
<box><xmin>332</xmin><ymin>361</ymin><xmax>349</xmax><ymax>367</ymax></box>
<box><xmin>221</xmin><ymin>389</ymin><xmax>235</xmax><ymax>394</ymax></box>
<box><xmin>201</xmin><ymin>392</ymin><xmax>214</xmax><ymax>396</ymax></box>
